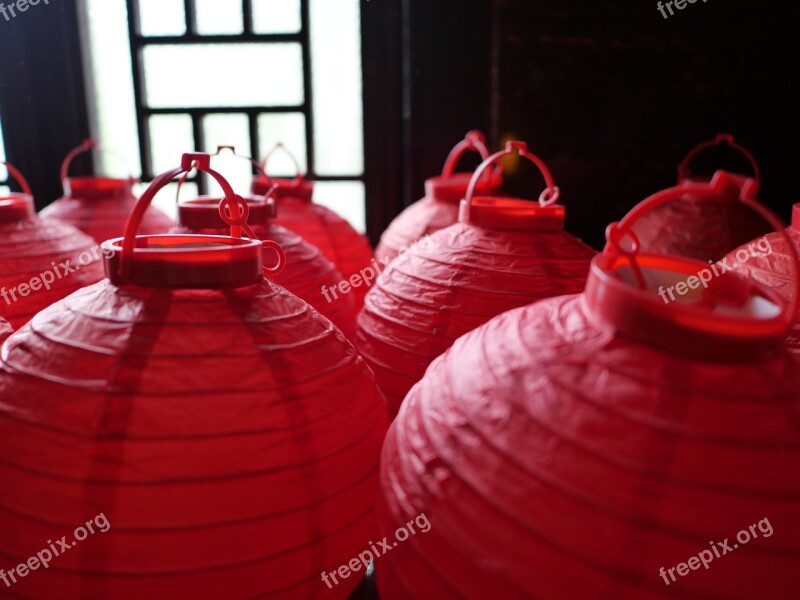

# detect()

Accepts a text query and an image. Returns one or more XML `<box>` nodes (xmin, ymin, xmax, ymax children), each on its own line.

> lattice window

<box><xmin>80</xmin><ymin>0</ymin><xmax>366</xmax><ymax>230</ymax></box>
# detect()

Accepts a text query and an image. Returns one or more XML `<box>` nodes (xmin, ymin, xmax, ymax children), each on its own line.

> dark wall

<box><xmin>493</xmin><ymin>0</ymin><xmax>794</xmax><ymax>249</ymax></box>
<box><xmin>0</xmin><ymin>0</ymin><xmax>91</xmax><ymax>208</ymax></box>
<box><xmin>403</xmin><ymin>0</ymin><xmax>494</xmax><ymax>208</ymax></box>
<box><xmin>362</xmin><ymin>0</ymin><xmax>494</xmax><ymax>245</ymax></box>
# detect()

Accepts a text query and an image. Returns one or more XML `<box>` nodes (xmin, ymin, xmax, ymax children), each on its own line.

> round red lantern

<box><xmin>725</xmin><ymin>202</ymin><xmax>800</xmax><ymax>354</ymax></box>
<box><xmin>376</xmin><ymin>173</ymin><xmax>800</xmax><ymax>600</ymax></box>
<box><xmin>252</xmin><ymin>144</ymin><xmax>374</xmax><ymax>307</ymax></box>
<box><xmin>0</xmin><ymin>153</ymin><xmax>388</xmax><ymax>599</ymax></box>
<box><xmin>375</xmin><ymin>130</ymin><xmax>503</xmax><ymax>263</ymax></box>
<box><xmin>0</xmin><ymin>161</ymin><xmax>105</xmax><ymax>329</ymax></box>
<box><xmin>356</xmin><ymin>141</ymin><xmax>596</xmax><ymax>416</ymax></box>
<box><xmin>40</xmin><ymin>139</ymin><xmax>174</xmax><ymax>243</ymax></box>
<box><xmin>630</xmin><ymin>134</ymin><xmax>772</xmax><ymax>261</ymax></box>
<box><xmin>173</xmin><ymin>149</ymin><xmax>358</xmax><ymax>336</ymax></box>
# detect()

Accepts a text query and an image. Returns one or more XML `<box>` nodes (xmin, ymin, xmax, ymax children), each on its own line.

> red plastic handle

<box><xmin>60</xmin><ymin>139</ymin><xmax>135</xmax><ymax>185</ymax></box>
<box><xmin>465</xmin><ymin>140</ymin><xmax>559</xmax><ymax>208</ymax></box>
<box><xmin>441</xmin><ymin>130</ymin><xmax>491</xmax><ymax>178</ymax></box>
<box><xmin>1</xmin><ymin>161</ymin><xmax>33</xmax><ymax>196</ymax></box>
<box><xmin>176</xmin><ymin>145</ymin><xmax>276</xmax><ymax>202</ymax></box>
<box><xmin>119</xmin><ymin>153</ymin><xmax>285</xmax><ymax>280</ymax></box>
<box><xmin>260</xmin><ymin>142</ymin><xmax>304</xmax><ymax>183</ymax></box>
<box><xmin>604</xmin><ymin>173</ymin><xmax>799</xmax><ymax>327</ymax></box>
<box><xmin>678</xmin><ymin>134</ymin><xmax>761</xmax><ymax>185</ymax></box>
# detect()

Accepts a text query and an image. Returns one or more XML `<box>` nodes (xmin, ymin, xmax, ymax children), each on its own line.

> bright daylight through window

<box><xmin>78</xmin><ymin>0</ymin><xmax>366</xmax><ymax>231</ymax></box>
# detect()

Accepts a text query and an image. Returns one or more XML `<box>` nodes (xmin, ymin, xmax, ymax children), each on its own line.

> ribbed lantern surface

<box><xmin>252</xmin><ymin>175</ymin><xmax>374</xmax><ymax>307</ymax></box>
<box><xmin>376</xmin><ymin>130</ymin><xmax>502</xmax><ymax>263</ymax></box>
<box><xmin>725</xmin><ymin>203</ymin><xmax>800</xmax><ymax>354</ymax></box>
<box><xmin>0</xmin><ymin>316</ymin><xmax>11</xmax><ymax>343</ymax></box>
<box><xmin>356</xmin><ymin>142</ymin><xmax>596</xmax><ymax>416</ymax></box>
<box><xmin>0</xmin><ymin>163</ymin><xmax>104</xmax><ymax>329</ymax></box>
<box><xmin>630</xmin><ymin>136</ymin><xmax>771</xmax><ymax>261</ymax></box>
<box><xmin>0</xmin><ymin>155</ymin><xmax>389</xmax><ymax>599</ymax></box>
<box><xmin>376</xmin><ymin>176</ymin><xmax>800</xmax><ymax>600</ymax></box>
<box><xmin>173</xmin><ymin>195</ymin><xmax>358</xmax><ymax>337</ymax></box>
<box><xmin>40</xmin><ymin>140</ymin><xmax>173</xmax><ymax>243</ymax></box>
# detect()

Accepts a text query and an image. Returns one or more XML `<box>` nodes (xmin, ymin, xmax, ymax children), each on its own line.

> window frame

<box><xmin>125</xmin><ymin>0</ymin><xmax>365</xmax><ymax>193</ymax></box>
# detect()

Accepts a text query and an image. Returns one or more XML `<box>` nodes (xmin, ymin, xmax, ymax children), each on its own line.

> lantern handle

<box><xmin>464</xmin><ymin>141</ymin><xmax>559</xmax><ymax>216</ymax></box>
<box><xmin>60</xmin><ymin>139</ymin><xmax>136</xmax><ymax>188</ymax></box>
<box><xmin>119</xmin><ymin>153</ymin><xmax>285</xmax><ymax>281</ymax></box>
<box><xmin>260</xmin><ymin>143</ymin><xmax>304</xmax><ymax>183</ymax></box>
<box><xmin>175</xmin><ymin>145</ymin><xmax>278</xmax><ymax>203</ymax></box>
<box><xmin>678</xmin><ymin>134</ymin><xmax>761</xmax><ymax>186</ymax></box>
<box><xmin>441</xmin><ymin>130</ymin><xmax>492</xmax><ymax>178</ymax></box>
<box><xmin>1</xmin><ymin>161</ymin><xmax>33</xmax><ymax>196</ymax></box>
<box><xmin>604</xmin><ymin>173</ymin><xmax>800</xmax><ymax>329</ymax></box>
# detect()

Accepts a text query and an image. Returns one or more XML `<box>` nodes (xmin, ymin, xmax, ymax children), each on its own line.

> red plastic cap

<box><xmin>178</xmin><ymin>196</ymin><xmax>276</xmax><ymax>230</ymax></box>
<box><xmin>585</xmin><ymin>252</ymin><xmax>787</xmax><ymax>361</ymax></box>
<box><xmin>103</xmin><ymin>235</ymin><xmax>265</xmax><ymax>289</ymax></box>
<box><xmin>426</xmin><ymin>170</ymin><xmax>503</xmax><ymax>204</ymax></box>
<box><xmin>64</xmin><ymin>176</ymin><xmax>135</xmax><ymax>201</ymax></box>
<box><xmin>459</xmin><ymin>140</ymin><xmax>563</xmax><ymax>231</ymax></box>
<box><xmin>459</xmin><ymin>196</ymin><xmax>565</xmax><ymax>231</ymax></box>
<box><xmin>252</xmin><ymin>175</ymin><xmax>314</xmax><ymax>203</ymax></box>
<box><xmin>0</xmin><ymin>193</ymin><xmax>35</xmax><ymax>224</ymax></box>
<box><xmin>680</xmin><ymin>170</ymin><xmax>760</xmax><ymax>203</ymax></box>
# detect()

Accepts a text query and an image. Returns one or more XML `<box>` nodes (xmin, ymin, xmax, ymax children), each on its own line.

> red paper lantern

<box><xmin>376</xmin><ymin>174</ymin><xmax>800</xmax><ymax>600</ymax></box>
<box><xmin>0</xmin><ymin>153</ymin><xmax>388</xmax><ymax>599</ymax></box>
<box><xmin>40</xmin><ymin>139</ymin><xmax>174</xmax><ymax>243</ymax></box>
<box><xmin>252</xmin><ymin>144</ymin><xmax>374</xmax><ymax>307</ymax></box>
<box><xmin>375</xmin><ymin>130</ymin><xmax>502</xmax><ymax>263</ymax></box>
<box><xmin>356</xmin><ymin>141</ymin><xmax>596</xmax><ymax>416</ymax></box>
<box><xmin>0</xmin><ymin>161</ymin><xmax>105</xmax><ymax>329</ymax></box>
<box><xmin>725</xmin><ymin>202</ymin><xmax>800</xmax><ymax>354</ymax></box>
<box><xmin>630</xmin><ymin>134</ymin><xmax>772</xmax><ymax>261</ymax></box>
<box><xmin>174</xmin><ymin>193</ymin><xmax>358</xmax><ymax>336</ymax></box>
<box><xmin>172</xmin><ymin>146</ymin><xmax>358</xmax><ymax>336</ymax></box>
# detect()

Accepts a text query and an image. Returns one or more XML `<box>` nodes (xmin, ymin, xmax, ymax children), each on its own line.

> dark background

<box><xmin>0</xmin><ymin>0</ymin><xmax>795</xmax><ymax>249</ymax></box>
<box><xmin>364</xmin><ymin>0</ymin><xmax>794</xmax><ymax>248</ymax></box>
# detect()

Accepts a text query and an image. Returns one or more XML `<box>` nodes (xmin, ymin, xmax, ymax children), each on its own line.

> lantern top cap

<box><xmin>103</xmin><ymin>234</ymin><xmax>271</xmax><ymax>289</ymax></box>
<box><xmin>592</xmin><ymin>173</ymin><xmax>799</xmax><ymax>359</ymax></box>
<box><xmin>252</xmin><ymin>143</ymin><xmax>314</xmax><ymax>202</ymax></box>
<box><xmin>178</xmin><ymin>195</ymin><xmax>276</xmax><ymax>230</ymax></box>
<box><xmin>0</xmin><ymin>161</ymin><xmax>35</xmax><ymax>223</ymax></box>
<box><xmin>428</xmin><ymin>130</ymin><xmax>502</xmax><ymax>203</ymax></box>
<box><xmin>110</xmin><ymin>153</ymin><xmax>286</xmax><ymax>289</ymax></box>
<box><xmin>252</xmin><ymin>175</ymin><xmax>314</xmax><ymax>203</ymax></box>
<box><xmin>459</xmin><ymin>139</ymin><xmax>563</xmax><ymax>230</ymax></box>
<box><xmin>61</xmin><ymin>139</ymin><xmax>136</xmax><ymax>189</ymax></box>
<box><xmin>678</xmin><ymin>133</ymin><xmax>761</xmax><ymax>187</ymax></box>
<box><xmin>0</xmin><ymin>193</ymin><xmax>35</xmax><ymax>224</ymax></box>
<box><xmin>63</xmin><ymin>176</ymin><xmax>135</xmax><ymax>201</ymax></box>
<box><xmin>585</xmin><ymin>252</ymin><xmax>789</xmax><ymax>361</ymax></box>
